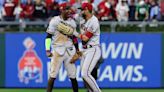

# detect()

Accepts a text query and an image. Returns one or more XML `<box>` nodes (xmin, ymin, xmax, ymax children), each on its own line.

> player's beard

<box><xmin>62</xmin><ymin>12</ymin><xmax>69</xmax><ymax>20</ymax></box>
<box><xmin>82</xmin><ymin>13</ymin><xmax>86</xmax><ymax>20</ymax></box>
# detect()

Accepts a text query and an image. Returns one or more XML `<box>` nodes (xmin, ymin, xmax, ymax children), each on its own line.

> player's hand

<box><xmin>70</xmin><ymin>51</ymin><xmax>82</xmax><ymax>63</ymax></box>
<box><xmin>46</xmin><ymin>50</ymin><xmax>53</xmax><ymax>57</ymax></box>
<box><xmin>77</xmin><ymin>51</ymin><xmax>82</xmax><ymax>57</ymax></box>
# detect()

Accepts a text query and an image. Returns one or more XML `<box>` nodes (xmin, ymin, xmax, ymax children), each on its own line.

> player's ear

<box><xmin>89</xmin><ymin>10</ymin><xmax>92</xmax><ymax>13</ymax></box>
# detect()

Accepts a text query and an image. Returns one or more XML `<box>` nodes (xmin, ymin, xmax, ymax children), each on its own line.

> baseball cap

<box><xmin>81</xmin><ymin>3</ymin><xmax>93</xmax><ymax>11</ymax></box>
<box><xmin>59</xmin><ymin>3</ymin><xmax>71</xmax><ymax>10</ymax></box>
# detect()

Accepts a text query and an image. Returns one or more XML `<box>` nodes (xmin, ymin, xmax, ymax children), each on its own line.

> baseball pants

<box><xmin>81</xmin><ymin>46</ymin><xmax>101</xmax><ymax>92</ymax></box>
<box><xmin>49</xmin><ymin>46</ymin><xmax>76</xmax><ymax>79</ymax></box>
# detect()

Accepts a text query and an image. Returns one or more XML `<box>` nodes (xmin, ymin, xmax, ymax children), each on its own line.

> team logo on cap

<box><xmin>18</xmin><ymin>37</ymin><xmax>43</xmax><ymax>84</ymax></box>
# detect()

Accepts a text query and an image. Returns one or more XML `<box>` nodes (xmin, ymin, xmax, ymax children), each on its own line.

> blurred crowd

<box><xmin>0</xmin><ymin>0</ymin><xmax>163</xmax><ymax>22</ymax></box>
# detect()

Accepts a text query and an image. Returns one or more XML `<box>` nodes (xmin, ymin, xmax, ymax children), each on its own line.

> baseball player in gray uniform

<box><xmin>45</xmin><ymin>4</ymin><xmax>79</xmax><ymax>92</ymax></box>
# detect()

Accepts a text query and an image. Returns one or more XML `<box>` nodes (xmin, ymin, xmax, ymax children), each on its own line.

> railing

<box><xmin>0</xmin><ymin>21</ymin><xmax>164</xmax><ymax>32</ymax></box>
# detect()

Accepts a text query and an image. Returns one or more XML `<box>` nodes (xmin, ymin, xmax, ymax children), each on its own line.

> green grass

<box><xmin>0</xmin><ymin>89</ymin><xmax>164</xmax><ymax>92</ymax></box>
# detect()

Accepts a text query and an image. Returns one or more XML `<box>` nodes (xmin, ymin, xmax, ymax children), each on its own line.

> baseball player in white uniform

<box><xmin>72</xmin><ymin>2</ymin><xmax>102</xmax><ymax>92</ymax></box>
<box><xmin>45</xmin><ymin>4</ymin><xmax>79</xmax><ymax>92</ymax></box>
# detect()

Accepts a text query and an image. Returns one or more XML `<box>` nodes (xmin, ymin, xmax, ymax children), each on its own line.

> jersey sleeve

<box><xmin>71</xmin><ymin>19</ymin><xmax>77</xmax><ymax>29</ymax></box>
<box><xmin>89</xmin><ymin>19</ymin><xmax>99</xmax><ymax>33</ymax></box>
<box><xmin>46</xmin><ymin>17</ymin><xmax>57</xmax><ymax>34</ymax></box>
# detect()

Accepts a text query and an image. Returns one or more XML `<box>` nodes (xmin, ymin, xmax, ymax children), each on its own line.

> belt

<box><xmin>83</xmin><ymin>45</ymin><xmax>99</xmax><ymax>49</ymax></box>
<box><xmin>66</xmin><ymin>47</ymin><xmax>74</xmax><ymax>56</ymax></box>
<box><xmin>67</xmin><ymin>47</ymin><xmax>73</xmax><ymax>50</ymax></box>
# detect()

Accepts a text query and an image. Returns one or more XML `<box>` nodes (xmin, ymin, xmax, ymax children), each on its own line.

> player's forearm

<box><xmin>79</xmin><ymin>34</ymin><xmax>90</xmax><ymax>42</ymax></box>
<box><xmin>71</xmin><ymin>35</ymin><xmax>79</xmax><ymax>51</ymax></box>
<box><xmin>73</xmin><ymin>31</ymin><xmax>92</xmax><ymax>42</ymax></box>
<box><xmin>45</xmin><ymin>33</ymin><xmax>52</xmax><ymax>51</ymax></box>
<box><xmin>75</xmin><ymin>34</ymin><xmax>89</xmax><ymax>42</ymax></box>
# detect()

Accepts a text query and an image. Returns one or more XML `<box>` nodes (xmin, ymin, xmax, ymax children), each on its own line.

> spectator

<box><xmin>115</xmin><ymin>0</ymin><xmax>129</xmax><ymax>22</ymax></box>
<box><xmin>69</xmin><ymin>0</ymin><xmax>76</xmax><ymax>5</ymax></box>
<box><xmin>71</xmin><ymin>0</ymin><xmax>81</xmax><ymax>22</ymax></box>
<box><xmin>21</xmin><ymin>0</ymin><xmax>34</xmax><ymax>21</ymax></box>
<box><xmin>21</xmin><ymin>0</ymin><xmax>34</xmax><ymax>5</ymax></box>
<box><xmin>3</xmin><ymin>0</ymin><xmax>16</xmax><ymax>21</ymax></box>
<box><xmin>45</xmin><ymin>0</ymin><xmax>55</xmax><ymax>11</ymax></box>
<box><xmin>97</xmin><ymin>0</ymin><xmax>111</xmax><ymax>20</ymax></box>
<box><xmin>56</xmin><ymin>0</ymin><xmax>68</xmax><ymax>4</ymax></box>
<box><xmin>109</xmin><ymin>0</ymin><xmax>117</xmax><ymax>20</ymax></box>
<box><xmin>94</xmin><ymin>0</ymin><xmax>102</xmax><ymax>7</ymax></box>
<box><xmin>0</xmin><ymin>7</ymin><xmax>3</xmax><ymax>21</ymax></box>
<box><xmin>71</xmin><ymin>0</ymin><xmax>81</xmax><ymax>12</ymax></box>
<box><xmin>129</xmin><ymin>0</ymin><xmax>136</xmax><ymax>21</ymax></box>
<box><xmin>127</xmin><ymin>0</ymin><xmax>131</xmax><ymax>5</ymax></box>
<box><xmin>0</xmin><ymin>0</ymin><xmax>5</xmax><ymax>6</ymax></box>
<box><xmin>135</xmin><ymin>0</ymin><xmax>149</xmax><ymax>21</ymax></box>
<box><xmin>13</xmin><ymin>0</ymin><xmax>19</xmax><ymax>5</ymax></box>
<box><xmin>0</xmin><ymin>0</ymin><xmax>4</xmax><ymax>21</ymax></box>
<box><xmin>21</xmin><ymin>0</ymin><xmax>27</xmax><ymax>4</ymax></box>
<box><xmin>33</xmin><ymin>0</ymin><xmax>48</xmax><ymax>20</ymax></box>
<box><xmin>160</xmin><ymin>0</ymin><xmax>164</xmax><ymax>20</ymax></box>
<box><xmin>90</xmin><ymin>0</ymin><xmax>98</xmax><ymax>14</ymax></box>
<box><xmin>148</xmin><ymin>0</ymin><xmax>160</xmax><ymax>27</ymax></box>
<box><xmin>13</xmin><ymin>1</ymin><xmax>23</xmax><ymax>21</ymax></box>
<box><xmin>109</xmin><ymin>0</ymin><xmax>118</xmax><ymax>7</ymax></box>
<box><xmin>49</xmin><ymin>1</ymin><xmax>60</xmax><ymax>18</ymax></box>
<box><xmin>149</xmin><ymin>0</ymin><xmax>160</xmax><ymax>20</ymax></box>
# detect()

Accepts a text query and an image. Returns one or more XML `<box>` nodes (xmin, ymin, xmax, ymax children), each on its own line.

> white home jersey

<box><xmin>46</xmin><ymin>16</ymin><xmax>77</xmax><ymax>47</ymax></box>
<box><xmin>80</xmin><ymin>15</ymin><xmax>101</xmax><ymax>92</ymax></box>
<box><xmin>46</xmin><ymin>16</ymin><xmax>77</xmax><ymax>55</ymax></box>
<box><xmin>46</xmin><ymin>16</ymin><xmax>77</xmax><ymax>80</ymax></box>
<box><xmin>81</xmin><ymin>15</ymin><xmax>100</xmax><ymax>46</ymax></box>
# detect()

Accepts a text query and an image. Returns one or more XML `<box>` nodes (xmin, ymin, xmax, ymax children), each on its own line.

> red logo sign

<box><xmin>18</xmin><ymin>37</ymin><xmax>43</xmax><ymax>84</ymax></box>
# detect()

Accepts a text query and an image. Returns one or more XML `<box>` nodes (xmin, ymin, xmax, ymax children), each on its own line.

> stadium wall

<box><xmin>0</xmin><ymin>32</ymin><xmax>163</xmax><ymax>88</ymax></box>
<box><xmin>0</xmin><ymin>34</ymin><xmax>5</xmax><ymax>87</ymax></box>
<box><xmin>162</xmin><ymin>35</ymin><xmax>164</xmax><ymax>88</ymax></box>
